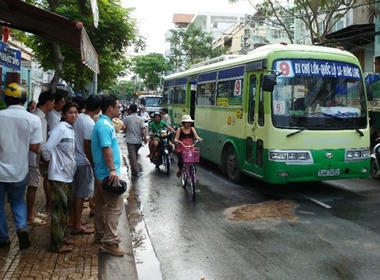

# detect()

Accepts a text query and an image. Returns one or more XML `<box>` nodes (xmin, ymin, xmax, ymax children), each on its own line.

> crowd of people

<box><xmin>0</xmin><ymin>84</ymin><xmax>126</xmax><ymax>256</ymax></box>
<box><xmin>0</xmin><ymin>83</ymin><xmax>202</xmax><ymax>256</ymax></box>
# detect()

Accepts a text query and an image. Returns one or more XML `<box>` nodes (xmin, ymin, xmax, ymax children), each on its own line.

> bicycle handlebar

<box><xmin>174</xmin><ymin>138</ymin><xmax>202</xmax><ymax>148</ymax></box>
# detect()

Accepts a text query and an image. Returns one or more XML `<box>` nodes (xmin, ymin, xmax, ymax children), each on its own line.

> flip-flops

<box><xmin>64</xmin><ymin>238</ymin><xmax>75</xmax><ymax>245</ymax></box>
<box><xmin>27</xmin><ymin>217</ymin><xmax>47</xmax><ymax>226</ymax></box>
<box><xmin>71</xmin><ymin>227</ymin><xmax>95</xmax><ymax>235</ymax></box>
<box><xmin>49</xmin><ymin>245</ymin><xmax>72</xmax><ymax>254</ymax></box>
<box><xmin>35</xmin><ymin>212</ymin><xmax>48</xmax><ymax>219</ymax></box>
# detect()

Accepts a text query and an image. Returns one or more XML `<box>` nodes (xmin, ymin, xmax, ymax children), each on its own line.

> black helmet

<box><xmin>102</xmin><ymin>176</ymin><xmax>127</xmax><ymax>197</ymax></box>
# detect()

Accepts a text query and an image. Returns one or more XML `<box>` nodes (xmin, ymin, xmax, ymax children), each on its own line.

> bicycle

<box><xmin>175</xmin><ymin>139</ymin><xmax>201</xmax><ymax>201</ymax></box>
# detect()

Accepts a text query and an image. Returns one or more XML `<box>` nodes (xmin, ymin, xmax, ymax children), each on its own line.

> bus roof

<box><xmin>164</xmin><ymin>44</ymin><xmax>357</xmax><ymax>80</ymax></box>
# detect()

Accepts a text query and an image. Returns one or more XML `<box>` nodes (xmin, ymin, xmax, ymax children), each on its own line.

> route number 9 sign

<box><xmin>273</xmin><ymin>100</ymin><xmax>286</xmax><ymax>115</ymax></box>
<box><xmin>274</xmin><ymin>60</ymin><xmax>295</xmax><ymax>77</ymax></box>
<box><xmin>234</xmin><ymin>80</ymin><xmax>242</xmax><ymax>96</ymax></box>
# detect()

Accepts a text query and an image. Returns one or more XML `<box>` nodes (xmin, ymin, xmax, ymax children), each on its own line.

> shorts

<box><xmin>71</xmin><ymin>165</ymin><xmax>94</xmax><ymax>198</ymax></box>
<box><xmin>28</xmin><ymin>165</ymin><xmax>41</xmax><ymax>187</ymax></box>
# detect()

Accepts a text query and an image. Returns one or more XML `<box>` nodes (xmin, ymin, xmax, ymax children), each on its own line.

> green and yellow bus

<box><xmin>163</xmin><ymin>44</ymin><xmax>370</xmax><ymax>184</ymax></box>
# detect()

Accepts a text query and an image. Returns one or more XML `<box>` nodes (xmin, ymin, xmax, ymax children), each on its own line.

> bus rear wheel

<box><xmin>226</xmin><ymin>146</ymin><xmax>241</xmax><ymax>183</ymax></box>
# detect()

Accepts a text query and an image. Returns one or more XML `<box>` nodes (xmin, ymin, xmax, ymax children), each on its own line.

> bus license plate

<box><xmin>318</xmin><ymin>169</ymin><xmax>340</xmax><ymax>177</ymax></box>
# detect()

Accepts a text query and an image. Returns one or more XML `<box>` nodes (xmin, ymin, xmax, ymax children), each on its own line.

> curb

<box><xmin>98</xmin><ymin>133</ymin><xmax>138</xmax><ymax>280</ymax></box>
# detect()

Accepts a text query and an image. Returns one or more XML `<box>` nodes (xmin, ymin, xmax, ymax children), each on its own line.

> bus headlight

<box><xmin>345</xmin><ymin>148</ymin><xmax>370</xmax><ymax>161</ymax></box>
<box><xmin>269</xmin><ymin>152</ymin><xmax>287</xmax><ymax>160</ymax></box>
<box><xmin>269</xmin><ymin>150</ymin><xmax>313</xmax><ymax>164</ymax></box>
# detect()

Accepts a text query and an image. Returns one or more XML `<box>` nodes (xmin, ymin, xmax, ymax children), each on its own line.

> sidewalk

<box><xmin>0</xmin><ymin>134</ymin><xmax>138</xmax><ymax>280</ymax></box>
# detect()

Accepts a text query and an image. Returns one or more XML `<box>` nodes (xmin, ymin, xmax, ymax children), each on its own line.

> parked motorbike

<box><xmin>370</xmin><ymin>139</ymin><xmax>380</xmax><ymax>179</ymax></box>
<box><xmin>151</xmin><ymin>129</ymin><xmax>172</xmax><ymax>175</ymax></box>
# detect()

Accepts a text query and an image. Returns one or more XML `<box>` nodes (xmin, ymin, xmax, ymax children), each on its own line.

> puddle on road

<box><xmin>127</xmin><ymin>188</ymin><xmax>163</xmax><ymax>280</ymax></box>
<box><xmin>132</xmin><ymin>221</ymin><xmax>163</xmax><ymax>280</ymax></box>
<box><xmin>225</xmin><ymin>200</ymin><xmax>297</xmax><ymax>222</ymax></box>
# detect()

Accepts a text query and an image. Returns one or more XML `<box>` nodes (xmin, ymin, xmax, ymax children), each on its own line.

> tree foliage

<box><xmin>23</xmin><ymin>0</ymin><xmax>143</xmax><ymax>94</ymax></box>
<box><xmin>229</xmin><ymin>0</ymin><xmax>373</xmax><ymax>45</ymax></box>
<box><xmin>131</xmin><ymin>53</ymin><xmax>171</xmax><ymax>91</ymax></box>
<box><xmin>166</xmin><ymin>23</ymin><xmax>228</xmax><ymax>71</ymax></box>
<box><xmin>107</xmin><ymin>80</ymin><xmax>136</xmax><ymax>102</ymax></box>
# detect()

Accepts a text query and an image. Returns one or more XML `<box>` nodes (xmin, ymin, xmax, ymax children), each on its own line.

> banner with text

<box><xmin>275</xmin><ymin>59</ymin><xmax>361</xmax><ymax>80</ymax></box>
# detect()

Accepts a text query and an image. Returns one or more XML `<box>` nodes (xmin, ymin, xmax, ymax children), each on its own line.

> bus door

<box><xmin>189</xmin><ymin>80</ymin><xmax>197</xmax><ymax>121</ymax></box>
<box><xmin>243</xmin><ymin>73</ymin><xmax>264</xmax><ymax>178</ymax></box>
<box><xmin>190</xmin><ymin>89</ymin><xmax>196</xmax><ymax>121</ymax></box>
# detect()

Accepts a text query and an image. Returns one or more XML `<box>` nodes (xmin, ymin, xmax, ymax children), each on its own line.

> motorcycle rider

<box><xmin>148</xmin><ymin>112</ymin><xmax>175</xmax><ymax>161</ymax></box>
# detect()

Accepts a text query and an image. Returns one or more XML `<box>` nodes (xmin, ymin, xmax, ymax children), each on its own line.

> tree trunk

<box><xmin>50</xmin><ymin>41</ymin><xmax>64</xmax><ymax>94</ymax></box>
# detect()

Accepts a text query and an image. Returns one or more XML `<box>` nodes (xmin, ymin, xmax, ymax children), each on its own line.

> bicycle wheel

<box><xmin>181</xmin><ymin>165</ymin><xmax>187</xmax><ymax>188</ymax></box>
<box><xmin>164</xmin><ymin>153</ymin><xmax>170</xmax><ymax>175</ymax></box>
<box><xmin>189</xmin><ymin>165</ymin><xmax>196</xmax><ymax>201</ymax></box>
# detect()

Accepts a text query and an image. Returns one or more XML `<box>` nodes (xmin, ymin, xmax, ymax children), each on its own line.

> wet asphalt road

<box><xmin>126</xmin><ymin>145</ymin><xmax>380</xmax><ymax>280</ymax></box>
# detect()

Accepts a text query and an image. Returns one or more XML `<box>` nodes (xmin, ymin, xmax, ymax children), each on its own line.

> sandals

<box><xmin>35</xmin><ymin>212</ymin><xmax>48</xmax><ymax>219</ymax></box>
<box><xmin>27</xmin><ymin>217</ymin><xmax>47</xmax><ymax>226</ymax></box>
<box><xmin>64</xmin><ymin>238</ymin><xmax>75</xmax><ymax>245</ymax></box>
<box><xmin>71</xmin><ymin>227</ymin><xmax>95</xmax><ymax>235</ymax></box>
<box><xmin>49</xmin><ymin>245</ymin><xmax>72</xmax><ymax>254</ymax></box>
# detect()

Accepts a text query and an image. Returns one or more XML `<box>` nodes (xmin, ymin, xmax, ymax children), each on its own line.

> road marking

<box><xmin>298</xmin><ymin>193</ymin><xmax>332</xmax><ymax>209</ymax></box>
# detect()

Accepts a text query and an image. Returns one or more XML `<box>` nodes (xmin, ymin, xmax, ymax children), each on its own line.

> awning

<box><xmin>0</xmin><ymin>0</ymin><xmax>81</xmax><ymax>51</ymax></box>
<box><xmin>0</xmin><ymin>0</ymin><xmax>99</xmax><ymax>73</ymax></box>
<box><xmin>325</xmin><ymin>24</ymin><xmax>375</xmax><ymax>44</ymax></box>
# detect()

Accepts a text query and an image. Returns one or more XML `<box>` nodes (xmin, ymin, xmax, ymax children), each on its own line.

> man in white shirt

<box><xmin>69</xmin><ymin>95</ymin><xmax>101</xmax><ymax>234</ymax></box>
<box><xmin>0</xmin><ymin>83</ymin><xmax>42</xmax><ymax>250</ymax></box>
<box><xmin>46</xmin><ymin>92</ymin><xmax>66</xmax><ymax>132</ymax></box>
<box><xmin>26</xmin><ymin>91</ymin><xmax>55</xmax><ymax>226</ymax></box>
<box><xmin>161</xmin><ymin>108</ymin><xmax>172</xmax><ymax>126</ymax></box>
<box><xmin>122</xmin><ymin>104</ymin><xmax>147</xmax><ymax>177</ymax></box>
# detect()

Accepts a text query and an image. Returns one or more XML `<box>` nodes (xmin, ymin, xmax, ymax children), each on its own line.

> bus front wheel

<box><xmin>226</xmin><ymin>146</ymin><xmax>241</xmax><ymax>183</ymax></box>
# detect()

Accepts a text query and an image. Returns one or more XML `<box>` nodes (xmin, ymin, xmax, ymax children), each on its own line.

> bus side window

<box><xmin>258</xmin><ymin>74</ymin><xmax>264</xmax><ymax>126</ymax></box>
<box><xmin>248</xmin><ymin>75</ymin><xmax>256</xmax><ymax>124</ymax></box>
<box><xmin>163</xmin><ymin>88</ymin><xmax>169</xmax><ymax>104</ymax></box>
<box><xmin>216</xmin><ymin>79</ymin><xmax>243</xmax><ymax>106</ymax></box>
<box><xmin>168</xmin><ymin>89</ymin><xmax>174</xmax><ymax>104</ymax></box>
<box><xmin>178</xmin><ymin>88</ymin><xmax>186</xmax><ymax>105</ymax></box>
<box><xmin>174</xmin><ymin>87</ymin><xmax>182</xmax><ymax>104</ymax></box>
<box><xmin>197</xmin><ymin>82</ymin><xmax>215</xmax><ymax>106</ymax></box>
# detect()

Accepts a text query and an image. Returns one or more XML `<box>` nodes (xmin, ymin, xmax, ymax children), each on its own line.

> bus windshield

<box><xmin>271</xmin><ymin>59</ymin><xmax>367</xmax><ymax>130</ymax></box>
<box><xmin>140</xmin><ymin>96</ymin><xmax>162</xmax><ymax>107</ymax></box>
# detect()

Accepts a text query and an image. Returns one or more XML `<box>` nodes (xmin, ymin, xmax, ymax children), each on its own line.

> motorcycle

<box><xmin>370</xmin><ymin>139</ymin><xmax>380</xmax><ymax>179</ymax></box>
<box><xmin>151</xmin><ymin>129</ymin><xmax>172</xmax><ymax>175</ymax></box>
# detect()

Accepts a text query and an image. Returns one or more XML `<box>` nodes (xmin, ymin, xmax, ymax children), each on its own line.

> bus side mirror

<box><xmin>262</xmin><ymin>74</ymin><xmax>277</xmax><ymax>92</ymax></box>
<box><xmin>367</xmin><ymin>84</ymin><xmax>373</xmax><ymax>101</ymax></box>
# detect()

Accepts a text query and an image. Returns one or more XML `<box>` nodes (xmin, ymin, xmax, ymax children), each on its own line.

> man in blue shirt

<box><xmin>91</xmin><ymin>94</ymin><xmax>124</xmax><ymax>257</ymax></box>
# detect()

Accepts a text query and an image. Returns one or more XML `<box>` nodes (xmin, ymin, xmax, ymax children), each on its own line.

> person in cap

<box><xmin>148</xmin><ymin>111</ymin><xmax>175</xmax><ymax>161</ymax></box>
<box><xmin>0</xmin><ymin>83</ymin><xmax>43</xmax><ymax>250</ymax></box>
<box><xmin>174</xmin><ymin>115</ymin><xmax>203</xmax><ymax>177</ymax></box>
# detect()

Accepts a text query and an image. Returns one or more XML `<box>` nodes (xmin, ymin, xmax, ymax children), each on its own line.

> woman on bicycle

<box><xmin>174</xmin><ymin>115</ymin><xmax>203</xmax><ymax>177</ymax></box>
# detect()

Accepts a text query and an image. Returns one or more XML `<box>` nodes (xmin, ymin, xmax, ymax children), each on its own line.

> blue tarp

<box><xmin>365</xmin><ymin>73</ymin><xmax>380</xmax><ymax>85</ymax></box>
